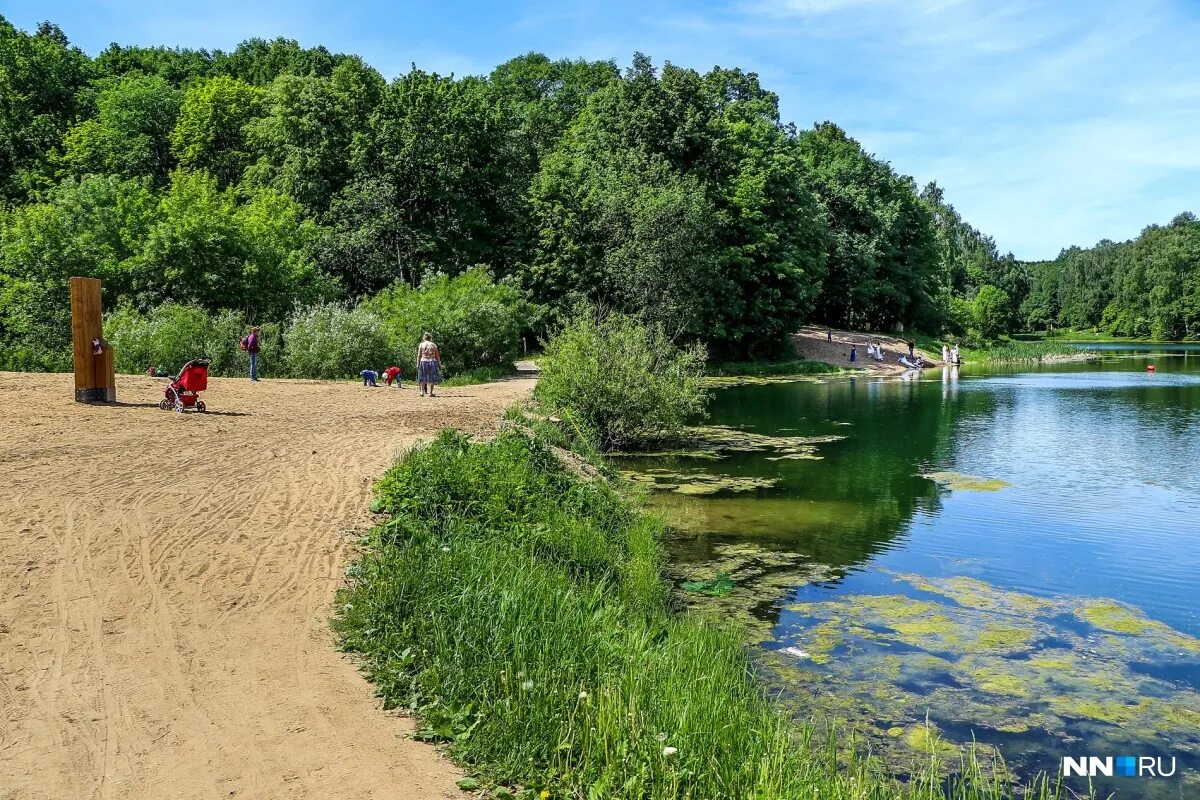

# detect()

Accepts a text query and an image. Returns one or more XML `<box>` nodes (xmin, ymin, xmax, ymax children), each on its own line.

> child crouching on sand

<box><xmin>360</xmin><ymin>369</ymin><xmax>378</xmax><ymax>387</ymax></box>
<box><xmin>382</xmin><ymin>365</ymin><xmax>402</xmax><ymax>387</ymax></box>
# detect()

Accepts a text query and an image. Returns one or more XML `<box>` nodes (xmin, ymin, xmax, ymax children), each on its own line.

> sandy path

<box><xmin>0</xmin><ymin>371</ymin><xmax>534</xmax><ymax>800</ymax></box>
<box><xmin>792</xmin><ymin>326</ymin><xmax>944</xmax><ymax>372</ymax></box>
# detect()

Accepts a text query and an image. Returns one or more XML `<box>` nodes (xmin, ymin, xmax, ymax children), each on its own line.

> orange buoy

<box><xmin>1147</xmin><ymin>365</ymin><xmax>1156</xmax><ymax>372</ymax></box>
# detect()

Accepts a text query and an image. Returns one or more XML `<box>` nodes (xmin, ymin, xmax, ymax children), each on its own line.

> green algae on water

<box><xmin>922</xmin><ymin>471</ymin><xmax>1011</xmax><ymax>491</ymax></box>
<box><xmin>620</xmin><ymin>469</ymin><xmax>778</xmax><ymax>496</ymax></box>
<box><xmin>764</xmin><ymin>572</ymin><xmax>1200</xmax><ymax>770</ymax></box>
<box><xmin>1077</xmin><ymin>598</ymin><xmax>1159</xmax><ymax>634</ymax></box>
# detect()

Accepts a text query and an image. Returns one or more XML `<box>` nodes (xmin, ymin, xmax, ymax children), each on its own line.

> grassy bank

<box><xmin>707</xmin><ymin>358</ymin><xmax>847</xmax><ymax>377</ymax></box>
<box><xmin>912</xmin><ymin>334</ymin><xmax>1091</xmax><ymax>364</ymax></box>
<box><xmin>335</xmin><ymin>419</ymin><xmax>1071</xmax><ymax>799</ymax></box>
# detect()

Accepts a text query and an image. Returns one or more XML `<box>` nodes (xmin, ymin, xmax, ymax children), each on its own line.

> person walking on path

<box><xmin>245</xmin><ymin>326</ymin><xmax>261</xmax><ymax>382</ymax></box>
<box><xmin>416</xmin><ymin>333</ymin><xmax>442</xmax><ymax>397</ymax></box>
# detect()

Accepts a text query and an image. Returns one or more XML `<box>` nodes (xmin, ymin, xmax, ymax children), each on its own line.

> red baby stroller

<box><xmin>159</xmin><ymin>358</ymin><xmax>210</xmax><ymax>413</ymax></box>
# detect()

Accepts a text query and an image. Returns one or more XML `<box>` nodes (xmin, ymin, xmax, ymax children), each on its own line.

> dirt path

<box><xmin>792</xmin><ymin>326</ymin><xmax>945</xmax><ymax>372</ymax></box>
<box><xmin>0</xmin><ymin>372</ymin><xmax>534</xmax><ymax>800</ymax></box>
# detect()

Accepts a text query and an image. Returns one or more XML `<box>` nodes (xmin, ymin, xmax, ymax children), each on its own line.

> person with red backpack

<box><xmin>240</xmin><ymin>326</ymin><xmax>261</xmax><ymax>382</ymax></box>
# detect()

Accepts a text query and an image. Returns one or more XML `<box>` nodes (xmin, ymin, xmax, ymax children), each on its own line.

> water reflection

<box><xmin>643</xmin><ymin>347</ymin><xmax>1200</xmax><ymax>795</ymax></box>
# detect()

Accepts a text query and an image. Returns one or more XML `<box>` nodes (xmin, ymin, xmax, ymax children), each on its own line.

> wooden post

<box><xmin>70</xmin><ymin>277</ymin><xmax>115</xmax><ymax>403</ymax></box>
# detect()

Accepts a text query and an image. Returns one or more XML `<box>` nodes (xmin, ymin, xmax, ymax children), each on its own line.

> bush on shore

<box><xmin>365</xmin><ymin>267</ymin><xmax>528</xmax><ymax>376</ymax></box>
<box><xmin>534</xmin><ymin>311</ymin><xmax>708</xmax><ymax>450</ymax></box>
<box><xmin>281</xmin><ymin>302</ymin><xmax>391</xmax><ymax>380</ymax></box>
<box><xmin>92</xmin><ymin>269</ymin><xmax>526</xmax><ymax>381</ymax></box>
<box><xmin>106</xmin><ymin>302</ymin><xmax>284</xmax><ymax>377</ymax></box>
<box><xmin>336</xmin><ymin>426</ymin><xmax>1072</xmax><ymax>800</ymax></box>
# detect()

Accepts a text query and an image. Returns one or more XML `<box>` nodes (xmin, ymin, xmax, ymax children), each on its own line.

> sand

<box><xmin>792</xmin><ymin>326</ymin><xmax>944</xmax><ymax>372</ymax></box>
<box><xmin>0</xmin><ymin>371</ymin><xmax>535</xmax><ymax>800</ymax></box>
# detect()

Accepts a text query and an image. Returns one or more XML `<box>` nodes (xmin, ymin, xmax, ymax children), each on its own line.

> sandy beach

<box><xmin>0</xmin><ymin>371</ymin><xmax>533</xmax><ymax>800</ymax></box>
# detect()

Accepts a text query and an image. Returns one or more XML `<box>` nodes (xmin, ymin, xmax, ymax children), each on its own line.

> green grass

<box><xmin>1032</xmin><ymin>329</ymin><xmax>1158</xmax><ymax>343</ymax></box>
<box><xmin>335</xmin><ymin>422</ymin><xmax>1076</xmax><ymax>800</ymax></box>
<box><xmin>707</xmin><ymin>358</ymin><xmax>847</xmax><ymax>376</ymax></box>
<box><xmin>912</xmin><ymin>334</ymin><xmax>1089</xmax><ymax>364</ymax></box>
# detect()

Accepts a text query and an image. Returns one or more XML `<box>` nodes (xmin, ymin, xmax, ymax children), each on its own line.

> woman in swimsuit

<box><xmin>416</xmin><ymin>333</ymin><xmax>442</xmax><ymax>397</ymax></box>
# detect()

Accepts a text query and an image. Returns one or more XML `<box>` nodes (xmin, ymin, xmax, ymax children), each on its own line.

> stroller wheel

<box><xmin>174</xmin><ymin>400</ymin><xmax>185</xmax><ymax>413</ymax></box>
<box><xmin>158</xmin><ymin>398</ymin><xmax>171</xmax><ymax>410</ymax></box>
<box><xmin>196</xmin><ymin>401</ymin><xmax>206</xmax><ymax>413</ymax></box>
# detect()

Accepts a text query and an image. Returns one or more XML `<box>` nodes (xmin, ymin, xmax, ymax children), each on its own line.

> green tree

<box><xmin>60</xmin><ymin>74</ymin><xmax>180</xmax><ymax>184</ymax></box>
<box><xmin>0</xmin><ymin>175</ymin><xmax>156</xmax><ymax>368</ymax></box>
<box><xmin>1020</xmin><ymin>259</ymin><xmax>1062</xmax><ymax>331</ymax></box>
<box><xmin>971</xmin><ymin>284</ymin><xmax>1010</xmax><ymax>340</ymax></box>
<box><xmin>796</xmin><ymin>122</ymin><xmax>939</xmax><ymax>331</ymax></box>
<box><xmin>529</xmin><ymin>150</ymin><xmax>722</xmax><ymax>338</ymax></box>
<box><xmin>138</xmin><ymin>170</ymin><xmax>329</xmax><ymax>317</ymax></box>
<box><xmin>219</xmin><ymin>37</ymin><xmax>345</xmax><ymax>85</ymax></box>
<box><xmin>0</xmin><ymin>18</ymin><xmax>93</xmax><ymax>199</ymax></box>
<box><xmin>246</xmin><ymin>58</ymin><xmax>384</xmax><ymax>212</ymax></box>
<box><xmin>171</xmin><ymin>76</ymin><xmax>264</xmax><ymax>187</ymax></box>
<box><xmin>348</xmin><ymin>70</ymin><xmax>518</xmax><ymax>284</ymax></box>
<box><xmin>94</xmin><ymin>43</ymin><xmax>218</xmax><ymax>85</ymax></box>
<box><xmin>528</xmin><ymin>55</ymin><xmax>826</xmax><ymax>354</ymax></box>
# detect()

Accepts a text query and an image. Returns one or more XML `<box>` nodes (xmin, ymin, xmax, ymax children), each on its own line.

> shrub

<box><xmin>105</xmin><ymin>302</ymin><xmax>261</xmax><ymax>376</ymax></box>
<box><xmin>282</xmin><ymin>302</ymin><xmax>392</xmax><ymax>379</ymax></box>
<box><xmin>365</xmin><ymin>268</ymin><xmax>527</xmax><ymax>377</ymax></box>
<box><xmin>534</xmin><ymin>311</ymin><xmax>708</xmax><ymax>450</ymax></box>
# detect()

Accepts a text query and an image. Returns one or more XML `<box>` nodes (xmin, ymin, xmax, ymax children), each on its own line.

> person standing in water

<box><xmin>416</xmin><ymin>333</ymin><xmax>442</xmax><ymax>397</ymax></box>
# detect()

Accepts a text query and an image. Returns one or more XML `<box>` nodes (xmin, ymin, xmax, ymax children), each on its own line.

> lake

<box><xmin>627</xmin><ymin>345</ymin><xmax>1200</xmax><ymax>798</ymax></box>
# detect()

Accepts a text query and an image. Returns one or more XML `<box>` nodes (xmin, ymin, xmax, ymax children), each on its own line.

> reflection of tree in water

<box><xmin>673</xmin><ymin>376</ymin><xmax>999</xmax><ymax>578</ymax></box>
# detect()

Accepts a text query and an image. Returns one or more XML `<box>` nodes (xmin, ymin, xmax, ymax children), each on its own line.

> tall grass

<box><xmin>913</xmin><ymin>334</ymin><xmax>1088</xmax><ymax>364</ymax></box>
<box><xmin>336</xmin><ymin>426</ymin><xmax>1075</xmax><ymax>800</ymax></box>
<box><xmin>707</xmin><ymin>358</ymin><xmax>845</xmax><ymax>376</ymax></box>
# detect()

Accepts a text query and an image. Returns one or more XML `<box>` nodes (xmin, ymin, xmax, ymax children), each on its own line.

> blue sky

<box><xmin>6</xmin><ymin>0</ymin><xmax>1199</xmax><ymax>260</ymax></box>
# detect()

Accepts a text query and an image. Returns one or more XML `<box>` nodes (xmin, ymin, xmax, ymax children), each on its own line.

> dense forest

<box><xmin>2</xmin><ymin>18</ymin><xmax>1197</xmax><ymax>373</ymax></box>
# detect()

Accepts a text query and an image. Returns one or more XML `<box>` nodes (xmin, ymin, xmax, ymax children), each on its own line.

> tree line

<box><xmin>2</xmin><ymin>17</ymin><xmax>1195</xmax><ymax>373</ymax></box>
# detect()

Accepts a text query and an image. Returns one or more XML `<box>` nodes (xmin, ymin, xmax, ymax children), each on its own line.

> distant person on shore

<box><xmin>827</xmin><ymin>329</ymin><xmax>833</xmax><ymax>342</ymax></box>
<box><xmin>360</xmin><ymin>369</ymin><xmax>378</xmax><ymax>387</ymax></box>
<box><xmin>907</xmin><ymin>340</ymin><xmax>916</xmax><ymax>360</ymax></box>
<box><xmin>942</xmin><ymin>344</ymin><xmax>950</xmax><ymax>364</ymax></box>
<box><xmin>952</xmin><ymin>344</ymin><xmax>961</xmax><ymax>365</ymax></box>
<box><xmin>242</xmin><ymin>326</ymin><xmax>261</xmax><ymax>382</ymax></box>
<box><xmin>382</xmin><ymin>365</ymin><xmax>402</xmax><ymax>387</ymax></box>
<box><xmin>874</xmin><ymin>342</ymin><xmax>885</xmax><ymax>361</ymax></box>
<box><xmin>850</xmin><ymin>344</ymin><xmax>857</xmax><ymax>363</ymax></box>
<box><xmin>417</xmin><ymin>333</ymin><xmax>442</xmax><ymax>397</ymax></box>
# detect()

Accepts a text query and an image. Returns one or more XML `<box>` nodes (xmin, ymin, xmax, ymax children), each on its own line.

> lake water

<box><xmin>631</xmin><ymin>345</ymin><xmax>1200</xmax><ymax>798</ymax></box>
